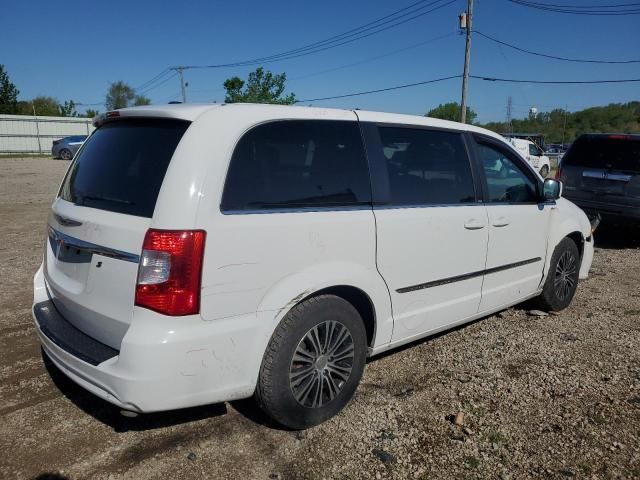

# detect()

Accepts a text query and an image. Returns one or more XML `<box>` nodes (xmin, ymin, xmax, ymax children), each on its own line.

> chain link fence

<box><xmin>0</xmin><ymin>114</ymin><xmax>94</xmax><ymax>155</ymax></box>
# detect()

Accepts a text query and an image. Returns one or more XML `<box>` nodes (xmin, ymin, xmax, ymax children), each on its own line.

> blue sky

<box><xmin>2</xmin><ymin>0</ymin><xmax>639</xmax><ymax>122</ymax></box>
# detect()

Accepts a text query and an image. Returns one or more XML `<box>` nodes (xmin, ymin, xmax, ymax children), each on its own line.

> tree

<box><xmin>223</xmin><ymin>67</ymin><xmax>296</xmax><ymax>105</ymax></box>
<box><xmin>106</xmin><ymin>81</ymin><xmax>135</xmax><ymax>110</ymax></box>
<box><xmin>426</xmin><ymin>102</ymin><xmax>477</xmax><ymax>124</ymax></box>
<box><xmin>0</xmin><ymin>64</ymin><xmax>20</xmax><ymax>114</ymax></box>
<box><xmin>30</xmin><ymin>96</ymin><xmax>61</xmax><ymax>116</ymax></box>
<box><xmin>85</xmin><ymin>109</ymin><xmax>99</xmax><ymax>118</ymax></box>
<box><xmin>133</xmin><ymin>95</ymin><xmax>151</xmax><ymax>106</ymax></box>
<box><xmin>59</xmin><ymin>100</ymin><xmax>77</xmax><ymax>117</ymax></box>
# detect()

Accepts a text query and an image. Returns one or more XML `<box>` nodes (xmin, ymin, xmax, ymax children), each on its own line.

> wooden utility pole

<box><xmin>460</xmin><ymin>0</ymin><xmax>473</xmax><ymax>124</ymax></box>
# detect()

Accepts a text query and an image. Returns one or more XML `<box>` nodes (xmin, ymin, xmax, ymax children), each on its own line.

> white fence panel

<box><xmin>0</xmin><ymin>114</ymin><xmax>94</xmax><ymax>154</ymax></box>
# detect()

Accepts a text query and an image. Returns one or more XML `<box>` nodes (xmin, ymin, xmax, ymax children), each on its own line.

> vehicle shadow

<box><xmin>593</xmin><ymin>222</ymin><xmax>640</xmax><ymax>250</ymax></box>
<box><xmin>42</xmin><ymin>349</ymin><xmax>227</xmax><ymax>433</ymax></box>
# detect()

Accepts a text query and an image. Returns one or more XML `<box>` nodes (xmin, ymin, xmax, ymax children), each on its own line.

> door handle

<box><xmin>492</xmin><ymin>216</ymin><xmax>510</xmax><ymax>227</ymax></box>
<box><xmin>464</xmin><ymin>218</ymin><xmax>486</xmax><ymax>230</ymax></box>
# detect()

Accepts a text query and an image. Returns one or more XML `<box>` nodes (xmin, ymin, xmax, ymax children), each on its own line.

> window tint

<box><xmin>562</xmin><ymin>136</ymin><xmax>640</xmax><ymax>173</ymax></box>
<box><xmin>377</xmin><ymin>127</ymin><xmax>476</xmax><ymax>205</ymax></box>
<box><xmin>59</xmin><ymin>119</ymin><xmax>189</xmax><ymax>217</ymax></box>
<box><xmin>478</xmin><ymin>143</ymin><xmax>538</xmax><ymax>203</ymax></box>
<box><xmin>221</xmin><ymin>120</ymin><xmax>371</xmax><ymax>211</ymax></box>
<box><xmin>529</xmin><ymin>144</ymin><xmax>542</xmax><ymax>156</ymax></box>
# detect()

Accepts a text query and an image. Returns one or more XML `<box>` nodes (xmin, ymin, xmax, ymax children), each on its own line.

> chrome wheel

<box><xmin>554</xmin><ymin>250</ymin><xmax>576</xmax><ymax>300</ymax></box>
<box><xmin>289</xmin><ymin>320</ymin><xmax>354</xmax><ymax>408</ymax></box>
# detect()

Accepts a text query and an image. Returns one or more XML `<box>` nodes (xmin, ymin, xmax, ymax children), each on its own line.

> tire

<box><xmin>539</xmin><ymin>165</ymin><xmax>550</xmax><ymax>178</ymax></box>
<box><xmin>256</xmin><ymin>294</ymin><xmax>367</xmax><ymax>430</ymax></box>
<box><xmin>535</xmin><ymin>237</ymin><xmax>580</xmax><ymax>311</ymax></box>
<box><xmin>59</xmin><ymin>148</ymin><xmax>72</xmax><ymax>160</ymax></box>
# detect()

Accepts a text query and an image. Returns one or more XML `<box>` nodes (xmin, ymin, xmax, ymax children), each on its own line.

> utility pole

<box><xmin>506</xmin><ymin>96</ymin><xmax>513</xmax><ymax>134</ymax></box>
<box><xmin>172</xmin><ymin>67</ymin><xmax>188</xmax><ymax>103</ymax></box>
<box><xmin>459</xmin><ymin>0</ymin><xmax>473</xmax><ymax>124</ymax></box>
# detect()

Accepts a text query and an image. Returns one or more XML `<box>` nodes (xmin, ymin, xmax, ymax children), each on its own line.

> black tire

<box><xmin>540</xmin><ymin>165</ymin><xmax>550</xmax><ymax>178</ymax></box>
<box><xmin>59</xmin><ymin>148</ymin><xmax>72</xmax><ymax>160</ymax></box>
<box><xmin>256</xmin><ymin>294</ymin><xmax>367</xmax><ymax>430</ymax></box>
<box><xmin>535</xmin><ymin>237</ymin><xmax>580</xmax><ymax>311</ymax></box>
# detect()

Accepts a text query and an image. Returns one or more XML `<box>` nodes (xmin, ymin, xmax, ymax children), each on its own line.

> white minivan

<box><xmin>33</xmin><ymin>104</ymin><xmax>594</xmax><ymax>429</ymax></box>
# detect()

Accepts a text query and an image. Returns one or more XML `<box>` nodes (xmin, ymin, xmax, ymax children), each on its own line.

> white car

<box><xmin>507</xmin><ymin>137</ymin><xmax>551</xmax><ymax>178</ymax></box>
<box><xmin>33</xmin><ymin>104</ymin><xmax>594</xmax><ymax>429</ymax></box>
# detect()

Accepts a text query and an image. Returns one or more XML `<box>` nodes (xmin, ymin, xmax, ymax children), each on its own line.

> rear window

<box><xmin>59</xmin><ymin>118</ymin><xmax>189</xmax><ymax>217</ymax></box>
<box><xmin>221</xmin><ymin>120</ymin><xmax>371</xmax><ymax>211</ymax></box>
<box><xmin>562</xmin><ymin>136</ymin><xmax>640</xmax><ymax>172</ymax></box>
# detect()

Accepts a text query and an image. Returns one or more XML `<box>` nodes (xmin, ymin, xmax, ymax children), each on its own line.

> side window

<box><xmin>377</xmin><ymin>127</ymin><xmax>476</xmax><ymax>206</ymax></box>
<box><xmin>221</xmin><ymin>120</ymin><xmax>371</xmax><ymax>211</ymax></box>
<box><xmin>529</xmin><ymin>144</ymin><xmax>542</xmax><ymax>156</ymax></box>
<box><xmin>478</xmin><ymin>143</ymin><xmax>538</xmax><ymax>203</ymax></box>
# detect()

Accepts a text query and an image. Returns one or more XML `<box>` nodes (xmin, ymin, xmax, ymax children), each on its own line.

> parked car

<box><xmin>52</xmin><ymin>135</ymin><xmax>87</xmax><ymax>160</ymax></box>
<box><xmin>558</xmin><ymin>134</ymin><xmax>640</xmax><ymax>226</ymax></box>
<box><xmin>506</xmin><ymin>137</ymin><xmax>551</xmax><ymax>178</ymax></box>
<box><xmin>33</xmin><ymin>104</ymin><xmax>594</xmax><ymax>429</ymax></box>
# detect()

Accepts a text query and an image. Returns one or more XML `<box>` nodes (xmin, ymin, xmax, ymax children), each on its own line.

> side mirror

<box><xmin>543</xmin><ymin>178</ymin><xmax>562</xmax><ymax>201</ymax></box>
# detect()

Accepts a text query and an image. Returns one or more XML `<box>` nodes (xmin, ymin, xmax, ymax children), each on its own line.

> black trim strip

<box><xmin>396</xmin><ymin>257</ymin><xmax>542</xmax><ymax>293</ymax></box>
<box><xmin>34</xmin><ymin>300</ymin><xmax>119</xmax><ymax>366</ymax></box>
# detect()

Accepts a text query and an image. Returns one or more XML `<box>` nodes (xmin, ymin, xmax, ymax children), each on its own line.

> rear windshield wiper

<box><xmin>76</xmin><ymin>193</ymin><xmax>135</xmax><ymax>206</ymax></box>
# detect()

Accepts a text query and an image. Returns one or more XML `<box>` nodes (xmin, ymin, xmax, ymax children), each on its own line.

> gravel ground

<box><xmin>1</xmin><ymin>158</ymin><xmax>639</xmax><ymax>480</ymax></box>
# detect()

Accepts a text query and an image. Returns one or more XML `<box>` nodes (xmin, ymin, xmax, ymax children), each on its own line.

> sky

<box><xmin>2</xmin><ymin>0</ymin><xmax>639</xmax><ymax>123</ymax></box>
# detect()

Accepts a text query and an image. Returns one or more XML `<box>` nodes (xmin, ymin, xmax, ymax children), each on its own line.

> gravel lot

<box><xmin>1</xmin><ymin>158</ymin><xmax>639</xmax><ymax>480</ymax></box>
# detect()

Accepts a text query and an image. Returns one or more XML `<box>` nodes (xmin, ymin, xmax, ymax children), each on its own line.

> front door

<box><xmin>364</xmin><ymin>124</ymin><xmax>489</xmax><ymax>343</ymax></box>
<box><xmin>473</xmin><ymin>137</ymin><xmax>551</xmax><ymax>313</ymax></box>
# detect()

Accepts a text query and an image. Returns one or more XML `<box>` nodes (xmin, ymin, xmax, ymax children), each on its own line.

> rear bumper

<box><xmin>565</xmin><ymin>197</ymin><xmax>640</xmax><ymax>223</ymax></box>
<box><xmin>33</xmin><ymin>265</ymin><xmax>264</xmax><ymax>412</ymax></box>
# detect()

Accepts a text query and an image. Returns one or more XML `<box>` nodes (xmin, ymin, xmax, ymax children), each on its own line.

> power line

<box><xmin>134</xmin><ymin>69</ymin><xmax>171</xmax><ymax>92</ymax></box>
<box><xmin>507</xmin><ymin>0</ymin><xmax>640</xmax><ymax>15</ymax></box>
<box><xmin>296</xmin><ymin>75</ymin><xmax>462</xmax><ymax>102</ymax></box>
<box><xmin>137</xmin><ymin>72</ymin><xmax>179</xmax><ymax>96</ymax></box>
<box><xmin>296</xmin><ymin>75</ymin><xmax>640</xmax><ymax>103</ymax></box>
<box><xmin>290</xmin><ymin>32</ymin><xmax>456</xmax><ymax>81</ymax></box>
<box><xmin>175</xmin><ymin>0</ymin><xmax>456</xmax><ymax>70</ymax></box>
<box><xmin>475</xmin><ymin>30</ymin><xmax>640</xmax><ymax>64</ymax></box>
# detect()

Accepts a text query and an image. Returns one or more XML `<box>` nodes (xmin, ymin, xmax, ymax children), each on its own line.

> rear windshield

<box><xmin>59</xmin><ymin>118</ymin><xmax>189</xmax><ymax>217</ymax></box>
<box><xmin>562</xmin><ymin>136</ymin><xmax>640</xmax><ymax>172</ymax></box>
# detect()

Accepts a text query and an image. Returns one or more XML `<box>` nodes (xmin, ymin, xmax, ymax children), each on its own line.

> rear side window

<box><xmin>563</xmin><ymin>136</ymin><xmax>640</xmax><ymax>172</ymax></box>
<box><xmin>221</xmin><ymin>120</ymin><xmax>371</xmax><ymax>211</ymax></box>
<box><xmin>59</xmin><ymin>118</ymin><xmax>189</xmax><ymax>217</ymax></box>
<box><xmin>376</xmin><ymin>127</ymin><xmax>476</xmax><ymax>206</ymax></box>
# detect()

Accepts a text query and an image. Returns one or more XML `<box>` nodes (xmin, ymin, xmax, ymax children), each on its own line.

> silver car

<box><xmin>52</xmin><ymin>135</ymin><xmax>87</xmax><ymax>160</ymax></box>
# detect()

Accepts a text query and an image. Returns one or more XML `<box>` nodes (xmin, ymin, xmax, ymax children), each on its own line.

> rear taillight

<box><xmin>135</xmin><ymin>229</ymin><xmax>206</xmax><ymax>316</ymax></box>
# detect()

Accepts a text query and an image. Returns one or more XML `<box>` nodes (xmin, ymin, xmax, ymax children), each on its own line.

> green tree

<box><xmin>59</xmin><ymin>100</ymin><xmax>77</xmax><ymax>117</ymax></box>
<box><xmin>0</xmin><ymin>64</ymin><xmax>20</xmax><ymax>114</ymax></box>
<box><xmin>106</xmin><ymin>81</ymin><xmax>135</xmax><ymax>110</ymax></box>
<box><xmin>426</xmin><ymin>102</ymin><xmax>477</xmax><ymax>123</ymax></box>
<box><xmin>85</xmin><ymin>108</ymin><xmax>100</xmax><ymax>118</ymax></box>
<box><xmin>223</xmin><ymin>67</ymin><xmax>296</xmax><ymax>105</ymax></box>
<box><xmin>133</xmin><ymin>95</ymin><xmax>151</xmax><ymax>106</ymax></box>
<box><xmin>480</xmin><ymin>102</ymin><xmax>640</xmax><ymax>144</ymax></box>
<box><xmin>30</xmin><ymin>96</ymin><xmax>61</xmax><ymax>116</ymax></box>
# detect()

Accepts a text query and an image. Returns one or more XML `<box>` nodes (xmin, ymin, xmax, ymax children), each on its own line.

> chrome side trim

<box><xmin>48</xmin><ymin>227</ymin><xmax>140</xmax><ymax>263</ymax></box>
<box><xmin>397</xmin><ymin>257</ymin><xmax>542</xmax><ymax>293</ymax></box>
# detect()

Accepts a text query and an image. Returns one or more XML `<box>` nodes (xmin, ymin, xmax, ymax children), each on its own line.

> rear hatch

<box><xmin>44</xmin><ymin>117</ymin><xmax>190</xmax><ymax>349</ymax></box>
<box><xmin>560</xmin><ymin>135</ymin><xmax>640</xmax><ymax>209</ymax></box>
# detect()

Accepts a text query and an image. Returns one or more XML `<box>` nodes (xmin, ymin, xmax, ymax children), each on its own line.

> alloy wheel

<box><xmin>554</xmin><ymin>250</ymin><xmax>576</xmax><ymax>300</ymax></box>
<box><xmin>289</xmin><ymin>320</ymin><xmax>355</xmax><ymax>408</ymax></box>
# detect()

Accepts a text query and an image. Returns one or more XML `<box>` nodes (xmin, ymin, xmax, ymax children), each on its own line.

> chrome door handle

<box><xmin>492</xmin><ymin>216</ymin><xmax>510</xmax><ymax>227</ymax></box>
<box><xmin>464</xmin><ymin>218</ymin><xmax>486</xmax><ymax>230</ymax></box>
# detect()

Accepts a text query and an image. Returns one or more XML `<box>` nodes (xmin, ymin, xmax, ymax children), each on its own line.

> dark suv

<box><xmin>559</xmin><ymin>134</ymin><xmax>640</xmax><ymax>225</ymax></box>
